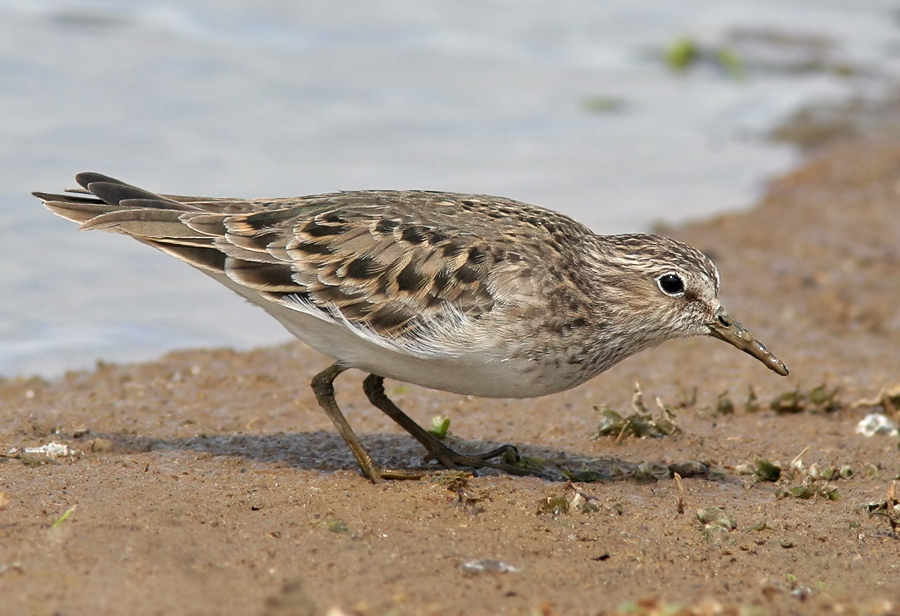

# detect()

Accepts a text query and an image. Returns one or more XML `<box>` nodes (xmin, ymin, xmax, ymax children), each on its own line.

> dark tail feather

<box><xmin>75</xmin><ymin>172</ymin><xmax>196</xmax><ymax>211</ymax></box>
<box><xmin>35</xmin><ymin>174</ymin><xmax>235</xmax><ymax>274</ymax></box>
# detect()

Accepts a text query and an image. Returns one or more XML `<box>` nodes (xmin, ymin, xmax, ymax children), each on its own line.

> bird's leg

<box><xmin>362</xmin><ymin>374</ymin><xmax>537</xmax><ymax>477</ymax></box>
<box><xmin>310</xmin><ymin>364</ymin><xmax>427</xmax><ymax>482</ymax></box>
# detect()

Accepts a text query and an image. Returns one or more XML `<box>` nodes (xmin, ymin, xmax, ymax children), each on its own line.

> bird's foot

<box><xmin>421</xmin><ymin>441</ymin><xmax>544</xmax><ymax>477</ymax></box>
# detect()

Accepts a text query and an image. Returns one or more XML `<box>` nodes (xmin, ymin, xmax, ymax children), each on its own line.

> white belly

<box><xmin>209</xmin><ymin>272</ymin><xmax>584</xmax><ymax>399</ymax></box>
<box><xmin>275</xmin><ymin>305</ymin><xmax>564</xmax><ymax>398</ymax></box>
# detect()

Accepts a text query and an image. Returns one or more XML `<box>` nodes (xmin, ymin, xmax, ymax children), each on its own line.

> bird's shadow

<box><xmin>72</xmin><ymin>430</ymin><xmax>717</xmax><ymax>484</ymax></box>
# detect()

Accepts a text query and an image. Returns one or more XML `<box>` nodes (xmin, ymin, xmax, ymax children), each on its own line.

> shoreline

<box><xmin>3</xmin><ymin>129</ymin><xmax>900</xmax><ymax>614</ymax></box>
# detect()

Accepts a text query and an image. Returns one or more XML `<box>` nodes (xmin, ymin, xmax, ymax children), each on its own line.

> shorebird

<box><xmin>35</xmin><ymin>173</ymin><xmax>788</xmax><ymax>481</ymax></box>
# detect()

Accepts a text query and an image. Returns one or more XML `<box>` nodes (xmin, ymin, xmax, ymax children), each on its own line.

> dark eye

<box><xmin>656</xmin><ymin>273</ymin><xmax>685</xmax><ymax>296</ymax></box>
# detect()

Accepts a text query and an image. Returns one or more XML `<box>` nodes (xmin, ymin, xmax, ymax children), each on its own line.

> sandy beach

<box><xmin>2</xmin><ymin>129</ymin><xmax>900</xmax><ymax>614</ymax></box>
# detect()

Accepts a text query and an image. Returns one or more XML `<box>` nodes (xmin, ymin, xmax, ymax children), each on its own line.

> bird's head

<box><xmin>589</xmin><ymin>234</ymin><xmax>788</xmax><ymax>376</ymax></box>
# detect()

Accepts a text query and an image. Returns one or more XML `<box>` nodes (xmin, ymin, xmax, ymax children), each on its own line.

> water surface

<box><xmin>2</xmin><ymin>0</ymin><xmax>898</xmax><ymax>376</ymax></box>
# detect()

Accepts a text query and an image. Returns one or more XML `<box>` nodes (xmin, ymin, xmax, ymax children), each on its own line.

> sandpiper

<box><xmin>35</xmin><ymin>173</ymin><xmax>788</xmax><ymax>481</ymax></box>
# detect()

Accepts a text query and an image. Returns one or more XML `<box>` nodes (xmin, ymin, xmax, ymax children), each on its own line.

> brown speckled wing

<box><xmin>208</xmin><ymin>191</ymin><xmax>567</xmax><ymax>336</ymax></box>
<box><xmin>36</xmin><ymin>174</ymin><xmax>591</xmax><ymax>340</ymax></box>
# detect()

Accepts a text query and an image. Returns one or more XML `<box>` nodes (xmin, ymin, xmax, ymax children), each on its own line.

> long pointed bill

<box><xmin>708</xmin><ymin>308</ymin><xmax>789</xmax><ymax>376</ymax></box>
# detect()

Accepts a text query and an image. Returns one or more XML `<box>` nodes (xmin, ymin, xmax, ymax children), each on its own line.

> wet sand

<box><xmin>2</xmin><ymin>133</ymin><xmax>900</xmax><ymax>615</ymax></box>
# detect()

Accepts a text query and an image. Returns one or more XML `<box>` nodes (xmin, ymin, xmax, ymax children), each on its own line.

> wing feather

<box><xmin>35</xmin><ymin>173</ymin><xmax>586</xmax><ymax>350</ymax></box>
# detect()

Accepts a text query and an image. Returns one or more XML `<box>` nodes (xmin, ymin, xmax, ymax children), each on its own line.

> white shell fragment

<box><xmin>5</xmin><ymin>442</ymin><xmax>79</xmax><ymax>459</ymax></box>
<box><xmin>855</xmin><ymin>413</ymin><xmax>899</xmax><ymax>438</ymax></box>
<box><xmin>460</xmin><ymin>559</ymin><xmax>521</xmax><ymax>574</ymax></box>
<box><xmin>24</xmin><ymin>442</ymin><xmax>77</xmax><ymax>457</ymax></box>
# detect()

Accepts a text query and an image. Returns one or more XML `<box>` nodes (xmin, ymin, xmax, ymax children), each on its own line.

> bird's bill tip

<box><xmin>708</xmin><ymin>310</ymin><xmax>789</xmax><ymax>376</ymax></box>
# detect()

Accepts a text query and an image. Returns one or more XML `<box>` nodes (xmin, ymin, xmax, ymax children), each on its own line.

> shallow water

<box><xmin>1</xmin><ymin>0</ymin><xmax>899</xmax><ymax>376</ymax></box>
